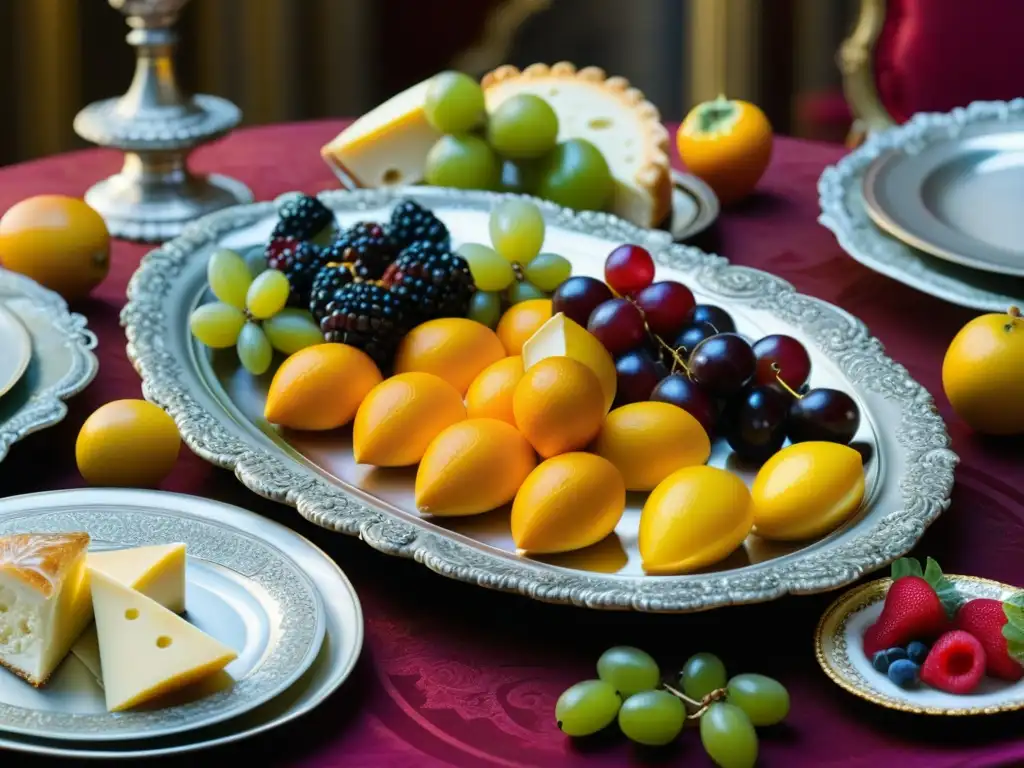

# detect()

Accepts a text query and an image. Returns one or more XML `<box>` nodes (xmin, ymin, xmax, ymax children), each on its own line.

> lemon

<box><xmin>465</xmin><ymin>356</ymin><xmax>524</xmax><ymax>425</ymax></box>
<box><xmin>511</xmin><ymin>453</ymin><xmax>625</xmax><ymax>555</ymax></box>
<box><xmin>512</xmin><ymin>357</ymin><xmax>605</xmax><ymax>458</ymax></box>
<box><xmin>593</xmin><ymin>401</ymin><xmax>710</xmax><ymax>491</ymax></box>
<box><xmin>751</xmin><ymin>442</ymin><xmax>865</xmax><ymax>540</ymax></box>
<box><xmin>521</xmin><ymin>312</ymin><xmax>616</xmax><ymax>412</ymax></box>
<box><xmin>395</xmin><ymin>318</ymin><xmax>506</xmax><ymax>395</ymax></box>
<box><xmin>353</xmin><ymin>372</ymin><xmax>466</xmax><ymax>467</ymax></box>
<box><xmin>76</xmin><ymin>400</ymin><xmax>181</xmax><ymax>487</ymax></box>
<box><xmin>639</xmin><ymin>466</ymin><xmax>753</xmax><ymax>575</ymax></box>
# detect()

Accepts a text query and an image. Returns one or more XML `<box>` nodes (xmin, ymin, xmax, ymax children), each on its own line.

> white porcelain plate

<box><xmin>0</xmin><ymin>305</ymin><xmax>31</xmax><ymax>398</ymax></box>
<box><xmin>816</xmin><ymin>575</ymin><xmax>1024</xmax><ymax>715</ymax></box>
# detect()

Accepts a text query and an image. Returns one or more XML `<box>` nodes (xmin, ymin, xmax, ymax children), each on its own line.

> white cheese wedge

<box><xmin>90</xmin><ymin>569</ymin><xmax>237</xmax><ymax>712</ymax></box>
<box><xmin>0</xmin><ymin>532</ymin><xmax>93</xmax><ymax>686</ymax></box>
<box><xmin>71</xmin><ymin>543</ymin><xmax>186</xmax><ymax>685</ymax></box>
<box><xmin>321</xmin><ymin>78</ymin><xmax>442</xmax><ymax>188</ymax></box>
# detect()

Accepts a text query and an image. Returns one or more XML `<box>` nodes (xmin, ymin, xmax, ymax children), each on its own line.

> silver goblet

<box><xmin>74</xmin><ymin>0</ymin><xmax>253</xmax><ymax>242</ymax></box>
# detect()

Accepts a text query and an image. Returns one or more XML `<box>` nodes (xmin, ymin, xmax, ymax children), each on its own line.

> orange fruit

<box><xmin>76</xmin><ymin>400</ymin><xmax>181</xmax><ymax>487</ymax></box>
<box><xmin>521</xmin><ymin>313</ymin><xmax>616</xmax><ymax>412</ymax></box>
<box><xmin>264</xmin><ymin>343</ymin><xmax>382</xmax><ymax>430</ymax></box>
<box><xmin>496</xmin><ymin>299</ymin><xmax>552</xmax><ymax>356</ymax></box>
<box><xmin>511</xmin><ymin>453</ymin><xmax>625</xmax><ymax>555</ymax></box>
<box><xmin>677</xmin><ymin>96</ymin><xmax>773</xmax><ymax>206</ymax></box>
<box><xmin>465</xmin><ymin>355</ymin><xmax>524</xmax><ymax>425</ymax></box>
<box><xmin>0</xmin><ymin>195</ymin><xmax>110</xmax><ymax>300</ymax></box>
<box><xmin>640</xmin><ymin>465</ymin><xmax>753</xmax><ymax>575</ymax></box>
<box><xmin>512</xmin><ymin>357</ymin><xmax>605</xmax><ymax>458</ymax></box>
<box><xmin>593</xmin><ymin>401</ymin><xmax>710</xmax><ymax>491</ymax></box>
<box><xmin>394</xmin><ymin>318</ymin><xmax>506</xmax><ymax>395</ymax></box>
<box><xmin>415</xmin><ymin>418</ymin><xmax>536</xmax><ymax>516</ymax></box>
<box><xmin>352</xmin><ymin>372</ymin><xmax>466</xmax><ymax>467</ymax></box>
<box><xmin>942</xmin><ymin>306</ymin><xmax>1024</xmax><ymax>435</ymax></box>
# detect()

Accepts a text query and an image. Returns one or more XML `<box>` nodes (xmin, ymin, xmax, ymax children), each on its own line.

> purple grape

<box><xmin>673</xmin><ymin>322</ymin><xmax>719</xmax><ymax>357</ymax></box>
<box><xmin>752</xmin><ymin>334</ymin><xmax>811</xmax><ymax>392</ymax></box>
<box><xmin>551</xmin><ymin>276</ymin><xmax>614</xmax><ymax>327</ymax></box>
<box><xmin>614</xmin><ymin>351</ymin><xmax>666</xmax><ymax>406</ymax></box>
<box><xmin>690</xmin><ymin>305</ymin><xmax>736</xmax><ymax>334</ymax></box>
<box><xmin>650</xmin><ymin>374</ymin><xmax>718</xmax><ymax>436</ymax></box>
<box><xmin>788</xmin><ymin>388</ymin><xmax>861</xmax><ymax>445</ymax></box>
<box><xmin>725</xmin><ymin>386</ymin><xmax>790</xmax><ymax>462</ymax></box>
<box><xmin>687</xmin><ymin>333</ymin><xmax>755</xmax><ymax>398</ymax></box>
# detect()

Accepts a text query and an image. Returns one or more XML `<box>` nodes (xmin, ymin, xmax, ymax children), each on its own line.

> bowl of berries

<box><xmin>124</xmin><ymin>185</ymin><xmax>955</xmax><ymax>612</ymax></box>
<box><xmin>816</xmin><ymin>556</ymin><xmax>1024</xmax><ymax>714</ymax></box>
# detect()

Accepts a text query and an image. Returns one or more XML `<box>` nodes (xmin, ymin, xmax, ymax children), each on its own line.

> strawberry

<box><xmin>953</xmin><ymin>593</ymin><xmax>1024</xmax><ymax>681</ymax></box>
<box><xmin>862</xmin><ymin>557</ymin><xmax>963</xmax><ymax>658</ymax></box>
<box><xmin>920</xmin><ymin>630</ymin><xmax>986</xmax><ymax>694</ymax></box>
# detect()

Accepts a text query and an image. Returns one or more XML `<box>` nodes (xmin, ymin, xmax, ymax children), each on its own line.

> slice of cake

<box><xmin>71</xmin><ymin>543</ymin><xmax>187</xmax><ymax>685</ymax></box>
<box><xmin>90</xmin><ymin>569</ymin><xmax>236</xmax><ymax>712</ymax></box>
<box><xmin>482</xmin><ymin>62</ymin><xmax>673</xmax><ymax>228</ymax></box>
<box><xmin>0</xmin><ymin>532</ymin><xmax>93</xmax><ymax>686</ymax></box>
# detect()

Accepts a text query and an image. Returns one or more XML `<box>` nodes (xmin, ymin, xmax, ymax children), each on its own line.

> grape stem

<box><xmin>512</xmin><ymin>262</ymin><xmax>526</xmax><ymax>284</ymax></box>
<box><xmin>661</xmin><ymin>682</ymin><xmax>728</xmax><ymax>719</ymax></box>
<box><xmin>1007</xmin><ymin>305</ymin><xmax>1021</xmax><ymax>332</ymax></box>
<box><xmin>625</xmin><ymin>296</ymin><xmax>692</xmax><ymax>376</ymax></box>
<box><xmin>770</xmin><ymin>362</ymin><xmax>803</xmax><ymax>399</ymax></box>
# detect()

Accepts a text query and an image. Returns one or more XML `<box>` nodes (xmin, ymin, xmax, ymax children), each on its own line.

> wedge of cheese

<box><xmin>321</xmin><ymin>78</ymin><xmax>442</xmax><ymax>189</ymax></box>
<box><xmin>71</xmin><ymin>543</ymin><xmax>186</xmax><ymax>685</ymax></box>
<box><xmin>89</xmin><ymin>569</ymin><xmax>236</xmax><ymax>712</ymax></box>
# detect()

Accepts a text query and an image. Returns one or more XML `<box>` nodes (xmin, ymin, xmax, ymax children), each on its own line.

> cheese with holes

<box><xmin>90</xmin><ymin>569</ymin><xmax>236</xmax><ymax>712</ymax></box>
<box><xmin>321</xmin><ymin>78</ymin><xmax>442</xmax><ymax>188</ymax></box>
<box><xmin>71</xmin><ymin>543</ymin><xmax>186</xmax><ymax>684</ymax></box>
<box><xmin>0</xmin><ymin>532</ymin><xmax>93</xmax><ymax>686</ymax></box>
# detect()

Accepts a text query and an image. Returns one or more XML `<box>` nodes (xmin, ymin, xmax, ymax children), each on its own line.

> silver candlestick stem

<box><xmin>74</xmin><ymin>0</ymin><xmax>252</xmax><ymax>243</ymax></box>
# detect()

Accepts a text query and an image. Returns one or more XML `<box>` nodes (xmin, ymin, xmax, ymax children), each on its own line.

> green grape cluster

<box><xmin>555</xmin><ymin>646</ymin><xmax>790</xmax><ymax>768</ymax></box>
<box><xmin>189</xmin><ymin>248</ymin><xmax>323</xmax><ymax>376</ymax></box>
<box><xmin>458</xmin><ymin>199</ymin><xmax>573</xmax><ymax>328</ymax></box>
<box><xmin>422</xmin><ymin>71</ymin><xmax>614</xmax><ymax>213</ymax></box>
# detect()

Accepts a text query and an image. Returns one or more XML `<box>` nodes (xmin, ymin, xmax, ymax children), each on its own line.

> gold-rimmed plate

<box><xmin>0</xmin><ymin>304</ymin><xmax>31</xmax><ymax>398</ymax></box>
<box><xmin>815</xmin><ymin>575</ymin><xmax>1024</xmax><ymax>715</ymax></box>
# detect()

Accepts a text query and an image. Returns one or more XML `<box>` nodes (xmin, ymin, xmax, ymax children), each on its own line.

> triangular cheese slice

<box><xmin>71</xmin><ymin>543</ymin><xmax>187</xmax><ymax>685</ymax></box>
<box><xmin>90</xmin><ymin>569</ymin><xmax>237</xmax><ymax>712</ymax></box>
<box><xmin>0</xmin><ymin>532</ymin><xmax>93</xmax><ymax>686</ymax></box>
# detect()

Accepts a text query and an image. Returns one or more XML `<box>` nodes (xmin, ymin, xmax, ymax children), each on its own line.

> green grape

<box><xmin>244</xmin><ymin>246</ymin><xmax>268</xmax><ymax>279</ymax></box>
<box><xmin>617</xmin><ymin>690</ymin><xmax>684</xmax><ymax>746</ymax></box>
<box><xmin>487</xmin><ymin>94</ymin><xmax>559</xmax><ymax>160</ymax></box>
<box><xmin>424</xmin><ymin>71</ymin><xmax>486</xmax><ymax>133</ymax></box>
<box><xmin>208</xmin><ymin>248</ymin><xmax>253</xmax><ymax>309</ymax></box>
<box><xmin>425</xmin><ymin>135</ymin><xmax>501</xmax><ymax>191</ymax></box>
<box><xmin>500</xmin><ymin>158</ymin><xmax>544</xmax><ymax>195</ymax></box>
<box><xmin>237</xmin><ymin>322</ymin><xmax>273</xmax><ymax>375</ymax></box>
<box><xmin>554</xmin><ymin>679</ymin><xmax>621</xmax><ymax>737</ymax></box>
<box><xmin>680</xmin><ymin>652</ymin><xmax>727</xmax><ymax>701</ymax></box>
<box><xmin>700</xmin><ymin>702</ymin><xmax>758</xmax><ymax>768</ymax></box>
<box><xmin>596</xmin><ymin>646</ymin><xmax>660</xmax><ymax>697</ymax></box>
<box><xmin>726</xmin><ymin>674</ymin><xmax>790</xmax><ymax>726</ymax></box>
<box><xmin>263</xmin><ymin>309</ymin><xmax>324</xmax><ymax>355</ymax></box>
<box><xmin>467</xmin><ymin>291</ymin><xmax>502</xmax><ymax>328</ymax></box>
<box><xmin>537</xmin><ymin>139</ymin><xmax>613</xmax><ymax>213</ymax></box>
<box><xmin>524</xmin><ymin>252</ymin><xmax>572</xmax><ymax>292</ymax></box>
<box><xmin>507</xmin><ymin>281</ymin><xmax>547</xmax><ymax>304</ymax></box>
<box><xmin>246</xmin><ymin>269</ymin><xmax>290</xmax><ymax>319</ymax></box>
<box><xmin>189</xmin><ymin>302</ymin><xmax>245</xmax><ymax>349</ymax></box>
<box><xmin>489</xmin><ymin>199</ymin><xmax>545</xmax><ymax>264</ymax></box>
<box><xmin>457</xmin><ymin>243</ymin><xmax>515</xmax><ymax>291</ymax></box>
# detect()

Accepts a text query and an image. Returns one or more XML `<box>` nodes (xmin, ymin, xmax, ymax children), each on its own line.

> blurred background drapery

<box><xmin>0</xmin><ymin>0</ymin><xmax>859</xmax><ymax>166</ymax></box>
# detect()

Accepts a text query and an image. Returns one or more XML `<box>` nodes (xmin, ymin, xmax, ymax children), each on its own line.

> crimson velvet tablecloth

<box><xmin>1</xmin><ymin>121</ymin><xmax>1023</xmax><ymax>768</ymax></box>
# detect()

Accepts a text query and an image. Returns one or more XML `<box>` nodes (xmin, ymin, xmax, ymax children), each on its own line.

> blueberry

<box><xmin>871</xmin><ymin>650</ymin><xmax>891</xmax><ymax>673</ymax></box>
<box><xmin>887</xmin><ymin>659</ymin><xmax>920</xmax><ymax>689</ymax></box>
<box><xmin>885</xmin><ymin>647</ymin><xmax>908</xmax><ymax>663</ymax></box>
<box><xmin>906</xmin><ymin>641</ymin><xmax>929</xmax><ymax>665</ymax></box>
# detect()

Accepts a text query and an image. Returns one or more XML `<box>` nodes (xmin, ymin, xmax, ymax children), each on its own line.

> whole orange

<box><xmin>0</xmin><ymin>195</ymin><xmax>110</xmax><ymax>300</ymax></box>
<box><xmin>76</xmin><ymin>400</ymin><xmax>181</xmax><ymax>487</ymax></box>
<box><xmin>677</xmin><ymin>96</ymin><xmax>773</xmax><ymax>206</ymax></box>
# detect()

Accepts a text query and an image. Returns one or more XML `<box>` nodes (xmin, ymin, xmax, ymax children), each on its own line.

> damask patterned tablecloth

<box><xmin>1</xmin><ymin>121</ymin><xmax>1022</xmax><ymax>767</ymax></box>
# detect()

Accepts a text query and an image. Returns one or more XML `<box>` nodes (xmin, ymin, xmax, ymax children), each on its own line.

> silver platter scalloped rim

<box><xmin>122</xmin><ymin>186</ymin><xmax>957</xmax><ymax>613</ymax></box>
<box><xmin>818</xmin><ymin>98</ymin><xmax>1024</xmax><ymax>312</ymax></box>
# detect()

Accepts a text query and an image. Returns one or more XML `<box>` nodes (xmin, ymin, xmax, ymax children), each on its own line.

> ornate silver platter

<box><xmin>0</xmin><ymin>488</ymin><xmax>361</xmax><ymax>759</ymax></box>
<box><xmin>819</xmin><ymin>99</ymin><xmax>1024</xmax><ymax>311</ymax></box>
<box><xmin>0</xmin><ymin>269</ymin><xmax>99</xmax><ymax>464</ymax></box>
<box><xmin>816</xmin><ymin>575</ymin><xmax>1024</xmax><ymax>716</ymax></box>
<box><xmin>123</xmin><ymin>186</ymin><xmax>956</xmax><ymax>613</ymax></box>
<box><xmin>0</xmin><ymin>488</ymin><xmax>326</xmax><ymax>742</ymax></box>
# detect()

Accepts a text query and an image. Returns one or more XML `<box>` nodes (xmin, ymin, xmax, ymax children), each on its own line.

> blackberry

<box><xmin>382</xmin><ymin>243</ymin><xmax>475</xmax><ymax>324</ymax></box>
<box><xmin>309</xmin><ymin>262</ymin><xmax>357</xmax><ymax>323</ymax></box>
<box><xmin>323</xmin><ymin>222</ymin><xmax>398</xmax><ymax>280</ymax></box>
<box><xmin>271</xmin><ymin>194</ymin><xmax>336</xmax><ymax>243</ymax></box>
<box><xmin>266</xmin><ymin>238</ymin><xmax>327</xmax><ymax>306</ymax></box>
<box><xmin>388</xmin><ymin>199</ymin><xmax>450</xmax><ymax>251</ymax></box>
<box><xmin>321</xmin><ymin>281</ymin><xmax>406</xmax><ymax>370</ymax></box>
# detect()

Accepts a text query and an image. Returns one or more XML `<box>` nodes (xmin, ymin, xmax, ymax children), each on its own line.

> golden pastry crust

<box><xmin>0</xmin><ymin>532</ymin><xmax>90</xmax><ymax>598</ymax></box>
<box><xmin>482</xmin><ymin>62</ymin><xmax>672</xmax><ymax>226</ymax></box>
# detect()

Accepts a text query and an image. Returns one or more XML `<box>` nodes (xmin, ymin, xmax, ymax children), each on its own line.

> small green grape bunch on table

<box><xmin>557</xmin><ymin>647</ymin><xmax>789</xmax><ymax>768</ymax></box>
<box><xmin>460</xmin><ymin>198</ymin><xmax>572</xmax><ymax>328</ymax></box>
<box><xmin>190</xmin><ymin>249</ymin><xmax>323</xmax><ymax>375</ymax></box>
